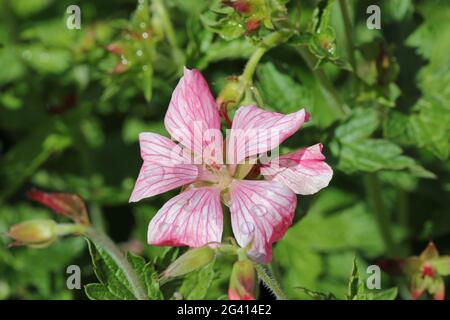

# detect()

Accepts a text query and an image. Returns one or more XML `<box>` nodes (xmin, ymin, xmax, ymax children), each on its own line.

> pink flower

<box><xmin>129</xmin><ymin>67</ymin><xmax>332</xmax><ymax>263</ymax></box>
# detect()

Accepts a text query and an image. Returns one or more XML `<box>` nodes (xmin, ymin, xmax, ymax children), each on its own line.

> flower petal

<box><xmin>164</xmin><ymin>67</ymin><xmax>223</xmax><ymax>164</ymax></box>
<box><xmin>229</xmin><ymin>180</ymin><xmax>296</xmax><ymax>263</ymax></box>
<box><xmin>261</xmin><ymin>143</ymin><xmax>333</xmax><ymax>195</ymax></box>
<box><xmin>227</xmin><ymin>106</ymin><xmax>308</xmax><ymax>165</ymax></box>
<box><xmin>148</xmin><ymin>187</ymin><xmax>223</xmax><ymax>247</ymax></box>
<box><xmin>129</xmin><ymin>133</ymin><xmax>198</xmax><ymax>202</ymax></box>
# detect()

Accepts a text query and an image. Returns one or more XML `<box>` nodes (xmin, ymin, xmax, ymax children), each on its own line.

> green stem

<box><xmin>255</xmin><ymin>263</ymin><xmax>288</xmax><ymax>300</ymax></box>
<box><xmin>89</xmin><ymin>203</ymin><xmax>106</xmax><ymax>232</ymax></box>
<box><xmin>85</xmin><ymin>227</ymin><xmax>148</xmax><ymax>300</ymax></box>
<box><xmin>55</xmin><ymin>223</ymin><xmax>87</xmax><ymax>236</ymax></box>
<box><xmin>297</xmin><ymin>47</ymin><xmax>350</xmax><ymax>118</ymax></box>
<box><xmin>241</xmin><ymin>31</ymin><xmax>287</xmax><ymax>85</ymax></box>
<box><xmin>338</xmin><ymin>0</ymin><xmax>356</xmax><ymax>71</ymax></box>
<box><xmin>364</xmin><ymin>173</ymin><xmax>395</xmax><ymax>256</ymax></box>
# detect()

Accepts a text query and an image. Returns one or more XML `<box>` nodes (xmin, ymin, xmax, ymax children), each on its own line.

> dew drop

<box><xmin>250</xmin><ymin>204</ymin><xmax>268</xmax><ymax>217</ymax></box>
<box><xmin>240</xmin><ymin>222</ymin><xmax>255</xmax><ymax>235</ymax></box>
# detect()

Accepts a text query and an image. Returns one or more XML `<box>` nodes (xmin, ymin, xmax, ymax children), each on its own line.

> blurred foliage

<box><xmin>0</xmin><ymin>0</ymin><xmax>449</xmax><ymax>300</ymax></box>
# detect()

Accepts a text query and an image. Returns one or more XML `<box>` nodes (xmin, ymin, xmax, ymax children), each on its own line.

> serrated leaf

<box><xmin>86</xmin><ymin>240</ymin><xmax>135</xmax><ymax>300</ymax></box>
<box><xmin>335</xmin><ymin>108</ymin><xmax>380</xmax><ymax>143</ymax></box>
<box><xmin>256</xmin><ymin>62</ymin><xmax>312</xmax><ymax>113</ymax></box>
<box><xmin>295</xmin><ymin>287</ymin><xmax>337</xmax><ymax>300</ymax></box>
<box><xmin>144</xmin><ymin>263</ymin><xmax>163</xmax><ymax>299</ymax></box>
<box><xmin>127</xmin><ymin>252</ymin><xmax>163</xmax><ymax>299</ymax></box>
<box><xmin>337</xmin><ymin>138</ymin><xmax>433</xmax><ymax>176</ymax></box>
<box><xmin>85</xmin><ymin>283</ymin><xmax>120</xmax><ymax>300</ymax></box>
<box><xmin>408</xmin><ymin>98</ymin><xmax>450</xmax><ymax>160</ymax></box>
<box><xmin>347</xmin><ymin>257</ymin><xmax>360</xmax><ymax>299</ymax></box>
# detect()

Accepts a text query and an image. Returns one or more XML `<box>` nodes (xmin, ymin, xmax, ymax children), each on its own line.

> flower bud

<box><xmin>222</xmin><ymin>0</ymin><xmax>250</xmax><ymax>14</ymax></box>
<box><xmin>105</xmin><ymin>42</ymin><xmax>124</xmax><ymax>56</ymax></box>
<box><xmin>216</xmin><ymin>76</ymin><xmax>244</xmax><ymax>110</ymax></box>
<box><xmin>403</xmin><ymin>241</ymin><xmax>450</xmax><ymax>300</ymax></box>
<box><xmin>162</xmin><ymin>246</ymin><xmax>215</xmax><ymax>279</ymax></box>
<box><xmin>28</xmin><ymin>189</ymin><xmax>89</xmax><ymax>225</ymax></box>
<box><xmin>7</xmin><ymin>220</ymin><xmax>57</xmax><ymax>247</ymax></box>
<box><xmin>228</xmin><ymin>260</ymin><xmax>256</xmax><ymax>300</ymax></box>
<box><xmin>245</xmin><ymin>19</ymin><xmax>260</xmax><ymax>34</ymax></box>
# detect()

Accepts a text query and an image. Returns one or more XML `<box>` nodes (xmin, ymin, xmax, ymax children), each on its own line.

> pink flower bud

<box><xmin>28</xmin><ymin>189</ymin><xmax>89</xmax><ymax>225</ymax></box>
<box><xmin>228</xmin><ymin>260</ymin><xmax>256</xmax><ymax>300</ymax></box>
<box><xmin>105</xmin><ymin>43</ymin><xmax>124</xmax><ymax>55</ymax></box>
<box><xmin>245</xmin><ymin>19</ymin><xmax>260</xmax><ymax>34</ymax></box>
<box><xmin>222</xmin><ymin>0</ymin><xmax>250</xmax><ymax>14</ymax></box>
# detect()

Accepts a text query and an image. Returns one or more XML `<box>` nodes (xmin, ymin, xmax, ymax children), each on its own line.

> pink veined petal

<box><xmin>261</xmin><ymin>143</ymin><xmax>333</xmax><ymax>195</ymax></box>
<box><xmin>229</xmin><ymin>180</ymin><xmax>297</xmax><ymax>263</ymax></box>
<box><xmin>164</xmin><ymin>67</ymin><xmax>223</xmax><ymax>165</ymax></box>
<box><xmin>227</xmin><ymin>105</ymin><xmax>309</xmax><ymax>165</ymax></box>
<box><xmin>148</xmin><ymin>187</ymin><xmax>223</xmax><ymax>247</ymax></box>
<box><xmin>129</xmin><ymin>132</ymin><xmax>198</xmax><ymax>202</ymax></box>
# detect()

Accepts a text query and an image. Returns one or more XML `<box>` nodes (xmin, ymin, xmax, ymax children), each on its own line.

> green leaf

<box><xmin>0</xmin><ymin>47</ymin><xmax>25</xmax><ymax>84</ymax></box>
<box><xmin>85</xmin><ymin>284</ymin><xmax>119</xmax><ymax>300</ymax></box>
<box><xmin>21</xmin><ymin>45</ymin><xmax>71</xmax><ymax>74</ymax></box>
<box><xmin>9</xmin><ymin>0</ymin><xmax>53</xmax><ymax>17</ymax></box>
<box><xmin>127</xmin><ymin>252</ymin><xmax>163</xmax><ymax>299</ymax></box>
<box><xmin>405</xmin><ymin>2</ymin><xmax>450</xmax><ymax>160</ymax></box>
<box><xmin>335</xmin><ymin>108</ymin><xmax>380</xmax><ymax>143</ymax></box>
<box><xmin>347</xmin><ymin>257</ymin><xmax>359</xmax><ymax>300</ymax></box>
<box><xmin>178</xmin><ymin>260</ymin><xmax>216</xmax><ymax>300</ymax></box>
<box><xmin>86</xmin><ymin>240</ymin><xmax>135</xmax><ymax>300</ymax></box>
<box><xmin>85</xmin><ymin>240</ymin><xmax>163</xmax><ymax>300</ymax></box>
<box><xmin>273</xmin><ymin>189</ymin><xmax>401</xmax><ymax>299</ymax></box>
<box><xmin>383</xmin><ymin>111</ymin><xmax>414</xmax><ymax>145</ymax></box>
<box><xmin>337</xmin><ymin>138</ymin><xmax>433</xmax><ymax>177</ymax></box>
<box><xmin>347</xmin><ymin>257</ymin><xmax>398</xmax><ymax>300</ymax></box>
<box><xmin>295</xmin><ymin>287</ymin><xmax>337</xmax><ymax>300</ymax></box>
<box><xmin>256</xmin><ymin>62</ymin><xmax>312</xmax><ymax>113</ymax></box>
<box><xmin>138</xmin><ymin>64</ymin><xmax>153</xmax><ymax>102</ymax></box>
<box><xmin>144</xmin><ymin>263</ymin><xmax>164</xmax><ymax>299</ymax></box>
<box><xmin>409</xmin><ymin>98</ymin><xmax>450</xmax><ymax>160</ymax></box>
<box><xmin>381</xmin><ymin>0</ymin><xmax>412</xmax><ymax>22</ymax></box>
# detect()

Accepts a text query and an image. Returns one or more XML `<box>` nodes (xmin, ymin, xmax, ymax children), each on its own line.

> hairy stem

<box><xmin>364</xmin><ymin>173</ymin><xmax>395</xmax><ymax>256</ymax></box>
<box><xmin>255</xmin><ymin>263</ymin><xmax>288</xmax><ymax>300</ymax></box>
<box><xmin>85</xmin><ymin>227</ymin><xmax>148</xmax><ymax>300</ymax></box>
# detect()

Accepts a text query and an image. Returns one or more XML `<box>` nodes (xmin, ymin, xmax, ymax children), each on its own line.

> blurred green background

<box><xmin>0</xmin><ymin>0</ymin><xmax>449</xmax><ymax>300</ymax></box>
